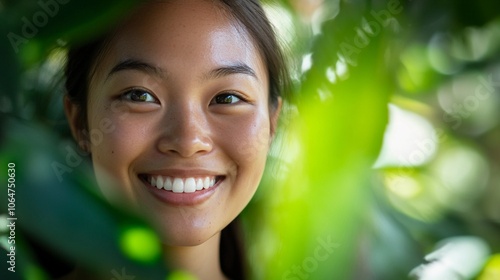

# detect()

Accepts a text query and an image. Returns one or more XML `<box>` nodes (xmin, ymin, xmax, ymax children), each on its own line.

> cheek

<box><xmin>239</xmin><ymin>113</ymin><xmax>271</xmax><ymax>161</ymax></box>
<box><xmin>87</xmin><ymin>107</ymin><xmax>151</xmax><ymax>201</ymax></box>
<box><xmin>91</xmin><ymin>119</ymin><xmax>139</xmax><ymax>166</ymax></box>
<box><xmin>218</xmin><ymin>109</ymin><xmax>272</xmax><ymax>178</ymax></box>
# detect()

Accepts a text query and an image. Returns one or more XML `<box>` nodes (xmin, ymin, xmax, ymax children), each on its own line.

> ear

<box><xmin>64</xmin><ymin>95</ymin><xmax>87</xmax><ymax>151</ymax></box>
<box><xmin>269</xmin><ymin>97</ymin><xmax>282</xmax><ymax>141</ymax></box>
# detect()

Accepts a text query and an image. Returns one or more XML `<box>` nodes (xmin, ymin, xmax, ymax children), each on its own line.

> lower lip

<box><xmin>142</xmin><ymin>177</ymin><xmax>221</xmax><ymax>206</ymax></box>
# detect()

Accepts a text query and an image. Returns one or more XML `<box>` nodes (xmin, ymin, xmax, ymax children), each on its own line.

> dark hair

<box><xmin>65</xmin><ymin>0</ymin><xmax>289</xmax><ymax>278</ymax></box>
<box><xmin>219</xmin><ymin>0</ymin><xmax>289</xmax><ymax>107</ymax></box>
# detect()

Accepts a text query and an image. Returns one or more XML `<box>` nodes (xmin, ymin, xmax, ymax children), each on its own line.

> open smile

<box><xmin>141</xmin><ymin>174</ymin><xmax>225</xmax><ymax>193</ymax></box>
<box><xmin>139</xmin><ymin>173</ymin><xmax>225</xmax><ymax>205</ymax></box>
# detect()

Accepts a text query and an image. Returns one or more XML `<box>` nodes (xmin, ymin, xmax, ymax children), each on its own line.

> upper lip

<box><xmin>139</xmin><ymin>168</ymin><xmax>223</xmax><ymax>177</ymax></box>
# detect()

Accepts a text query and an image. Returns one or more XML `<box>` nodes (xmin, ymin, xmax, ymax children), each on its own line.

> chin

<box><xmin>154</xmin><ymin>223</ymin><xmax>220</xmax><ymax>247</ymax></box>
<box><xmin>143</xmin><ymin>209</ymin><xmax>224</xmax><ymax>247</ymax></box>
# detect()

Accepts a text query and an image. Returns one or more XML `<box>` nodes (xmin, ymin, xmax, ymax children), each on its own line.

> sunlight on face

<box><xmin>86</xmin><ymin>0</ymin><xmax>277</xmax><ymax>246</ymax></box>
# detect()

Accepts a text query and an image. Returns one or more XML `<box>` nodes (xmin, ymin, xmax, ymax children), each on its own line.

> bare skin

<box><xmin>65</xmin><ymin>0</ymin><xmax>281</xmax><ymax>279</ymax></box>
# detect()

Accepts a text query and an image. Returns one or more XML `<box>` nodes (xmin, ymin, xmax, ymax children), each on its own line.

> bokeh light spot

<box><xmin>410</xmin><ymin>236</ymin><xmax>490</xmax><ymax>280</ymax></box>
<box><xmin>374</xmin><ymin>104</ymin><xmax>438</xmax><ymax>168</ymax></box>
<box><xmin>120</xmin><ymin>226</ymin><xmax>161</xmax><ymax>263</ymax></box>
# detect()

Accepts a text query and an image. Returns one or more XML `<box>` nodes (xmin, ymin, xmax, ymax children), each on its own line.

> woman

<box><xmin>64</xmin><ymin>0</ymin><xmax>289</xmax><ymax>279</ymax></box>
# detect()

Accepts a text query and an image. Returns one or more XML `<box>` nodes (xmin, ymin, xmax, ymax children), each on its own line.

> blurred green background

<box><xmin>1</xmin><ymin>0</ymin><xmax>499</xmax><ymax>279</ymax></box>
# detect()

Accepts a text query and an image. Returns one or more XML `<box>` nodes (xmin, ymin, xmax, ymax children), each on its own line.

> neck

<box><xmin>163</xmin><ymin>232</ymin><xmax>226</xmax><ymax>280</ymax></box>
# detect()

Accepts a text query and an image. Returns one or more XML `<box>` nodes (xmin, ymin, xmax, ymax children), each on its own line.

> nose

<box><xmin>156</xmin><ymin>104</ymin><xmax>213</xmax><ymax>157</ymax></box>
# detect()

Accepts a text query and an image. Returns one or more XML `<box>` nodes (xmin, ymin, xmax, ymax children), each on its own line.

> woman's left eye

<box><xmin>121</xmin><ymin>89</ymin><xmax>158</xmax><ymax>103</ymax></box>
<box><xmin>211</xmin><ymin>93</ymin><xmax>243</xmax><ymax>105</ymax></box>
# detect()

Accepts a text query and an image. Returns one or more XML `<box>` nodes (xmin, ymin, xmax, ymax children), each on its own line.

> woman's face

<box><xmin>73</xmin><ymin>0</ymin><xmax>280</xmax><ymax>245</ymax></box>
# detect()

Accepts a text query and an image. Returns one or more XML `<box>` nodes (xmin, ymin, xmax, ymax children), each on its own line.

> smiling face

<box><xmin>67</xmin><ymin>0</ymin><xmax>280</xmax><ymax>246</ymax></box>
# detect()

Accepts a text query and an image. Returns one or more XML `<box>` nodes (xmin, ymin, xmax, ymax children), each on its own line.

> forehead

<box><xmin>94</xmin><ymin>0</ymin><xmax>266</xmax><ymax>81</ymax></box>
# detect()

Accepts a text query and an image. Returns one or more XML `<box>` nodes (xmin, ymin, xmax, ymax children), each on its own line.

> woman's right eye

<box><xmin>121</xmin><ymin>89</ymin><xmax>158</xmax><ymax>103</ymax></box>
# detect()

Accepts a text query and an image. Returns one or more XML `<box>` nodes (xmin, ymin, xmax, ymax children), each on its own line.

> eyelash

<box><xmin>211</xmin><ymin>92</ymin><xmax>247</xmax><ymax>105</ymax></box>
<box><xmin>120</xmin><ymin>88</ymin><xmax>158</xmax><ymax>103</ymax></box>
<box><xmin>118</xmin><ymin>89</ymin><xmax>247</xmax><ymax>105</ymax></box>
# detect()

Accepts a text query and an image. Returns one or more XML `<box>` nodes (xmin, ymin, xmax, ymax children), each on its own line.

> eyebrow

<box><xmin>107</xmin><ymin>59</ymin><xmax>165</xmax><ymax>80</ymax></box>
<box><xmin>205</xmin><ymin>63</ymin><xmax>258</xmax><ymax>80</ymax></box>
<box><xmin>106</xmin><ymin>59</ymin><xmax>257</xmax><ymax>81</ymax></box>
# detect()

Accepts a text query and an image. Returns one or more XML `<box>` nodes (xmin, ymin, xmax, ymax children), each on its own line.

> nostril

<box><xmin>157</xmin><ymin>136</ymin><xmax>213</xmax><ymax>157</ymax></box>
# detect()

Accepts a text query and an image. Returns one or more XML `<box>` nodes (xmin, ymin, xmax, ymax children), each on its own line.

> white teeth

<box><xmin>196</xmin><ymin>178</ymin><xmax>203</xmax><ymax>191</ymax></box>
<box><xmin>172</xmin><ymin>178</ymin><xmax>184</xmax><ymax>193</ymax></box>
<box><xmin>184</xmin><ymin>178</ymin><xmax>196</xmax><ymax>193</ymax></box>
<box><xmin>164</xmin><ymin>177</ymin><xmax>173</xmax><ymax>191</ymax></box>
<box><xmin>203</xmin><ymin>177</ymin><xmax>210</xmax><ymax>189</ymax></box>
<box><xmin>156</xmin><ymin>176</ymin><xmax>164</xmax><ymax>189</ymax></box>
<box><xmin>148</xmin><ymin>175</ymin><xmax>219</xmax><ymax>193</ymax></box>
